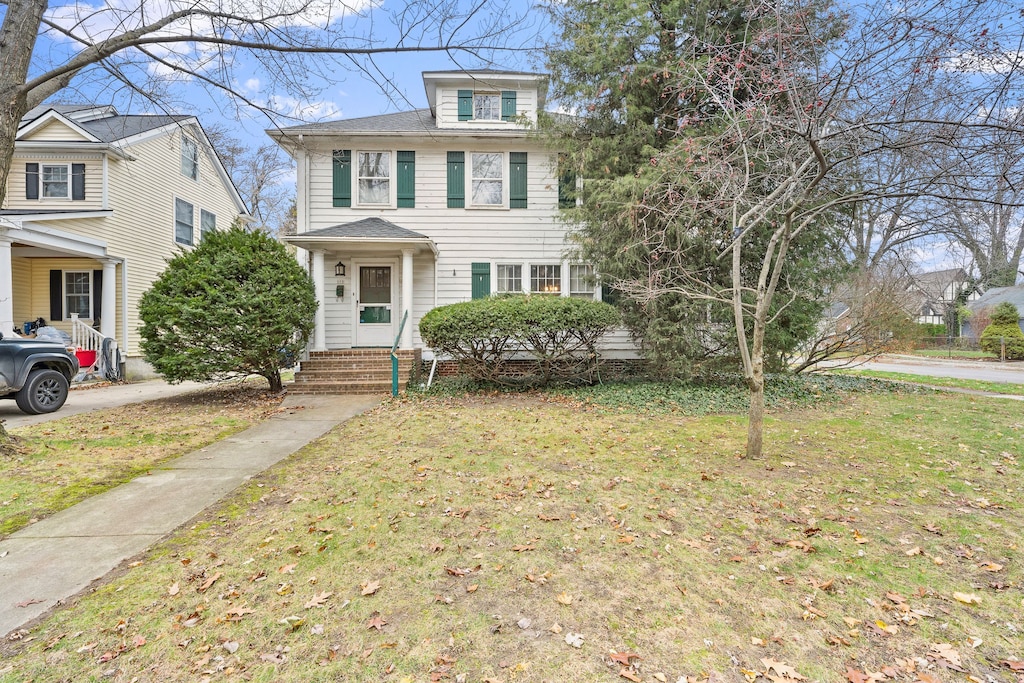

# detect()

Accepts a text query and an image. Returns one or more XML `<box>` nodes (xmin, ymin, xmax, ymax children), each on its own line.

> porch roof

<box><xmin>283</xmin><ymin>218</ymin><xmax>438</xmax><ymax>255</ymax></box>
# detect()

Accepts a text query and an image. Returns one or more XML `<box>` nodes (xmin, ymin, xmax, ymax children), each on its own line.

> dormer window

<box><xmin>458</xmin><ymin>90</ymin><xmax>517</xmax><ymax>122</ymax></box>
<box><xmin>474</xmin><ymin>94</ymin><xmax>501</xmax><ymax>120</ymax></box>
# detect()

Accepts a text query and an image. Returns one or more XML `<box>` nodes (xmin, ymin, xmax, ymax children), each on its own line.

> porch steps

<box><xmin>290</xmin><ymin>349</ymin><xmax>421</xmax><ymax>395</ymax></box>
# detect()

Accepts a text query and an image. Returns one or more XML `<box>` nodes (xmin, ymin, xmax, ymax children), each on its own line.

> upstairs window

<box><xmin>181</xmin><ymin>136</ymin><xmax>199</xmax><ymax>181</ymax></box>
<box><xmin>471</xmin><ymin>153</ymin><xmax>503</xmax><ymax>206</ymax></box>
<box><xmin>474</xmin><ymin>94</ymin><xmax>501</xmax><ymax>120</ymax></box>
<box><xmin>42</xmin><ymin>164</ymin><xmax>70</xmax><ymax>198</ymax></box>
<box><xmin>200</xmin><ymin>209</ymin><xmax>216</xmax><ymax>239</ymax></box>
<box><xmin>358</xmin><ymin>151</ymin><xmax>390</xmax><ymax>205</ymax></box>
<box><xmin>175</xmin><ymin>198</ymin><xmax>194</xmax><ymax>245</ymax></box>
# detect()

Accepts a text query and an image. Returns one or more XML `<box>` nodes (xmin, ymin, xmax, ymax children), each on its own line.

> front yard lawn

<box><xmin>1</xmin><ymin>382</ymin><xmax>1022</xmax><ymax>682</ymax></box>
<box><xmin>0</xmin><ymin>384</ymin><xmax>283</xmax><ymax>538</ymax></box>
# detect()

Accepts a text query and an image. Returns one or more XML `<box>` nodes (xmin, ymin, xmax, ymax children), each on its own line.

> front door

<box><xmin>355</xmin><ymin>264</ymin><xmax>395</xmax><ymax>346</ymax></box>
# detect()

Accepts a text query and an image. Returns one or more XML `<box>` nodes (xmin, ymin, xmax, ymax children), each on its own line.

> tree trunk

<box><xmin>746</xmin><ymin>373</ymin><xmax>764</xmax><ymax>460</ymax></box>
<box><xmin>267</xmin><ymin>371</ymin><xmax>283</xmax><ymax>393</ymax></box>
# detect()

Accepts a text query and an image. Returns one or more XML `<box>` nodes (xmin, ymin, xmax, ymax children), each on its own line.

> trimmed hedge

<box><xmin>419</xmin><ymin>295</ymin><xmax>620</xmax><ymax>385</ymax></box>
<box><xmin>980</xmin><ymin>302</ymin><xmax>1024</xmax><ymax>360</ymax></box>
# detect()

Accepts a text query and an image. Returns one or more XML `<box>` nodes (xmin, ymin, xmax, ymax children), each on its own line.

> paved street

<box><xmin>860</xmin><ymin>355</ymin><xmax>1024</xmax><ymax>386</ymax></box>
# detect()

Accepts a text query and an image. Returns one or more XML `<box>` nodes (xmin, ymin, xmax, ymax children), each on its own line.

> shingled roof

<box><xmin>19</xmin><ymin>105</ymin><xmax>191</xmax><ymax>143</ymax></box>
<box><xmin>303</xmin><ymin>218</ymin><xmax>429</xmax><ymax>240</ymax></box>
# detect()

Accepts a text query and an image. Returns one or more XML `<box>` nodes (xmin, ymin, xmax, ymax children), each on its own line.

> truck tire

<box><xmin>15</xmin><ymin>369</ymin><xmax>70</xmax><ymax>415</ymax></box>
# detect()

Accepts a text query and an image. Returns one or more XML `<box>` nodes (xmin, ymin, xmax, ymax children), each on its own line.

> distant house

<box><xmin>905</xmin><ymin>268</ymin><xmax>980</xmax><ymax>328</ymax></box>
<box><xmin>0</xmin><ymin>104</ymin><xmax>249</xmax><ymax>377</ymax></box>
<box><xmin>963</xmin><ymin>285</ymin><xmax>1024</xmax><ymax>338</ymax></box>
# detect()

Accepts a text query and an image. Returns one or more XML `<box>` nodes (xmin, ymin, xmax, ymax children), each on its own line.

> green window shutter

<box><xmin>501</xmin><ymin>91</ymin><xmax>517</xmax><ymax>121</ymax></box>
<box><xmin>509</xmin><ymin>152</ymin><xmax>527</xmax><ymax>209</ymax></box>
<box><xmin>397</xmin><ymin>151</ymin><xmax>415</xmax><ymax>208</ymax></box>
<box><xmin>558</xmin><ymin>154</ymin><xmax>577</xmax><ymax>209</ymax></box>
<box><xmin>447</xmin><ymin>151</ymin><xmax>465</xmax><ymax>208</ymax></box>
<box><xmin>458</xmin><ymin>90</ymin><xmax>473</xmax><ymax>121</ymax></box>
<box><xmin>471</xmin><ymin>262</ymin><xmax>491</xmax><ymax>300</ymax></box>
<box><xmin>332</xmin><ymin>150</ymin><xmax>351</xmax><ymax>207</ymax></box>
<box><xmin>601</xmin><ymin>284</ymin><xmax>621</xmax><ymax>306</ymax></box>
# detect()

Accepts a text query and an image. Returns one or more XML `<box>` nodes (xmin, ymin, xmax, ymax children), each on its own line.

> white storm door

<box><xmin>354</xmin><ymin>263</ymin><xmax>396</xmax><ymax>346</ymax></box>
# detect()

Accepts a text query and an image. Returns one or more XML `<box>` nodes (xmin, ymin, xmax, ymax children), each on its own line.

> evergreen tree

<box><xmin>139</xmin><ymin>226</ymin><xmax>317</xmax><ymax>392</ymax></box>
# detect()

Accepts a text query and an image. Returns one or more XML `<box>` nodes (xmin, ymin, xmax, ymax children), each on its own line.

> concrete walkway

<box><xmin>0</xmin><ymin>393</ymin><xmax>379</xmax><ymax>638</ymax></box>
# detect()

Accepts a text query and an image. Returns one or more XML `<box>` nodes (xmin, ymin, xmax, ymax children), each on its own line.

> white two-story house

<box><xmin>270</xmin><ymin>70</ymin><xmax>614</xmax><ymax>391</ymax></box>
<box><xmin>0</xmin><ymin>104</ymin><xmax>249</xmax><ymax>377</ymax></box>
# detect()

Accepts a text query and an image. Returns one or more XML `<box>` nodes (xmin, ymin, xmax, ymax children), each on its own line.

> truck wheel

<box><xmin>15</xmin><ymin>369</ymin><xmax>70</xmax><ymax>415</ymax></box>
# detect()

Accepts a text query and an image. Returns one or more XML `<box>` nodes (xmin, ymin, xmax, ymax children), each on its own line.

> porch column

<box><xmin>311</xmin><ymin>249</ymin><xmax>327</xmax><ymax>351</ymax></box>
<box><xmin>100</xmin><ymin>259</ymin><xmax>117</xmax><ymax>339</ymax></box>
<box><xmin>401</xmin><ymin>248</ymin><xmax>414</xmax><ymax>349</ymax></box>
<box><xmin>0</xmin><ymin>234</ymin><xmax>13</xmax><ymax>336</ymax></box>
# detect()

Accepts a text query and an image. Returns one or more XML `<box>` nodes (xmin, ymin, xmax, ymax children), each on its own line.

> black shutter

<box><xmin>72</xmin><ymin>164</ymin><xmax>86</xmax><ymax>200</ymax></box>
<box><xmin>93</xmin><ymin>269</ymin><xmax>103</xmax><ymax>321</ymax></box>
<box><xmin>50</xmin><ymin>270</ymin><xmax>63</xmax><ymax>321</ymax></box>
<box><xmin>26</xmin><ymin>163</ymin><xmax>39</xmax><ymax>200</ymax></box>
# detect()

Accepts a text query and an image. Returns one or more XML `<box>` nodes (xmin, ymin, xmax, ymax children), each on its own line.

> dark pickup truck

<box><xmin>0</xmin><ymin>332</ymin><xmax>79</xmax><ymax>414</ymax></box>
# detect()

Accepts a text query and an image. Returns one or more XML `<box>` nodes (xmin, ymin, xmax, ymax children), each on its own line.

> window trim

<box><xmin>63</xmin><ymin>270</ymin><xmax>92</xmax><ymax>320</ymax></box>
<box><xmin>469</xmin><ymin>151</ymin><xmax>506</xmax><ymax>208</ymax></box>
<box><xmin>40</xmin><ymin>163</ymin><xmax>71</xmax><ymax>199</ymax></box>
<box><xmin>200</xmin><ymin>209</ymin><xmax>216</xmax><ymax>240</ymax></box>
<box><xmin>355</xmin><ymin>150</ymin><xmax>393</xmax><ymax>207</ymax></box>
<box><xmin>530</xmin><ymin>263</ymin><xmax>562</xmax><ymax>295</ymax></box>
<box><xmin>174</xmin><ymin>197</ymin><xmax>195</xmax><ymax>246</ymax></box>
<box><xmin>473</xmin><ymin>92</ymin><xmax>501</xmax><ymax>121</ymax></box>
<box><xmin>496</xmin><ymin>263</ymin><xmax>524</xmax><ymax>294</ymax></box>
<box><xmin>181</xmin><ymin>136</ymin><xmax>199</xmax><ymax>182</ymax></box>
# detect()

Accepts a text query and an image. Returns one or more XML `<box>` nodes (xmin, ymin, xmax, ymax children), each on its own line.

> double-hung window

<box><xmin>42</xmin><ymin>164</ymin><xmax>70</xmax><ymax>198</ymax></box>
<box><xmin>474</xmin><ymin>94</ymin><xmax>501</xmax><ymax>120</ymax></box>
<box><xmin>471</xmin><ymin>153</ymin><xmax>503</xmax><ymax>206</ymax></box>
<box><xmin>200</xmin><ymin>209</ymin><xmax>216</xmax><ymax>239</ymax></box>
<box><xmin>175</xmin><ymin>198</ymin><xmax>195</xmax><ymax>245</ymax></box>
<box><xmin>65</xmin><ymin>271</ymin><xmax>91</xmax><ymax>319</ymax></box>
<box><xmin>496</xmin><ymin>264</ymin><xmax>523</xmax><ymax>293</ymax></box>
<box><xmin>531</xmin><ymin>265</ymin><xmax>562</xmax><ymax>294</ymax></box>
<box><xmin>181</xmin><ymin>137</ymin><xmax>199</xmax><ymax>180</ymax></box>
<box><xmin>357</xmin><ymin>151</ymin><xmax>390</xmax><ymax>205</ymax></box>
<box><xmin>569</xmin><ymin>264</ymin><xmax>596</xmax><ymax>298</ymax></box>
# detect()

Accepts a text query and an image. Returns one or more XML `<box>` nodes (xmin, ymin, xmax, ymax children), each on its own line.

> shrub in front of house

<box><xmin>979</xmin><ymin>302</ymin><xmax>1024</xmax><ymax>360</ymax></box>
<box><xmin>419</xmin><ymin>295</ymin><xmax>620</xmax><ymax>386</ymax></box>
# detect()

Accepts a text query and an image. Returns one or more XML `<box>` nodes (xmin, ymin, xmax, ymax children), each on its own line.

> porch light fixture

<box><xmin>334</xmin><ymin>261</ymin><xmax>346</xmax><ymax>277</ymax></box>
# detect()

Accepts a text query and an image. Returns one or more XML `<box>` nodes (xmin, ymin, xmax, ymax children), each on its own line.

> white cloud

<box><xmin>244</xmin><ymin>78</ymin><xmax>261</xmax><ymax>93</ymax></box>
<box><xmin>267</xmin><ymin>94</ymin><xmax>341</xmax><ymax>120</ymax></box>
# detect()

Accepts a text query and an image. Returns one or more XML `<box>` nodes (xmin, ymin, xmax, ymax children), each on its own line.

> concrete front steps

<box><xmin>290</xmin><ymin>348</ymin><xmax>422</xmax><ymax>395</ymax></box>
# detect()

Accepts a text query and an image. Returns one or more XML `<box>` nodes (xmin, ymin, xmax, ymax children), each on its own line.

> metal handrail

<box><xmin>390</xmin><ymin>310</ymin><xmax>409</xmax><ymax>396</ymax></box>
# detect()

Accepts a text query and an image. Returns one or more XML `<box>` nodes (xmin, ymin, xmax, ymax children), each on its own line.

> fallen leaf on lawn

<box><xmin>224</xmin><ymin>606</ymin><xmax>255</xmax><ymax>621</ymax></box>
<box><xmin>260</xmin><ymin>653</ymin><xmax>285</xmax><ymax>663</ymax></box>
<box><xmin>978</xmin><ymin>562</ymin><xmax>1003</xmax><ymax>572</ymax></box>
<box><xmin>610</xmin><ymin>651</ymin><xmax>640</xmax><ymax>665</ymax></box>
<box><xmin>966</xmin><ymin>636</ymin><xmax>982</xmax><ymax>648</ymax></box>
<box><xmin>304</xmin><ymin>591</ymin><xmax>333</xmax><ymax>609</ymax></box>
<box><xmin>367</xmin><ymin>612</ymin><xmax>387</xmax><ymax>630</ymax></box>
<box><xmin>466</xmin><ymin>584</ymin><xmax>479</xmax><ymax>593</ymax></box>
<box><xmin>619</xmin><ymin>668</ymin><xmax>642</xmax><ymax>682</ymax></box>
<box><xmin>360</xmin><ymin>579</ymin><xmax>381</xmax><ymax>596</ymax></box>
<box><xmin>845</xmin><ymin>667</ymin><xmax>870</xmax><ymax>683</ymax></box>
<box><xmin>167</xmin><ymin>582</ymin><xmax>180</xmax><ymax>596</ymax></box>
<box><xmin>279</xmin><ymin>615</ymin><xmax>304</xmax><ymax>630</ymax></box>
<box><xmin>278</xmin><ymin>563</ymin><xmax>297</xmax><ymax>574</ymax></box>
<box><xmin>781</xmin><ymin>461</ymin><xmax>796</xmax><ymax>467</ymax></box>
<box><xmin>223</xmin><ymin>641</ymin><xmax>239</xmax><ymax>654</ymax></box>
<box><xmin>564</xmin><ymin>632</ymin><xmax>584</xmax><ymax>648</ymax></box>
<box><xmin>132</xmin><ymin>635</ymin><xmax>146</xmax><ymax>648</ymax></box>
<box><xmin>1001</xmin><ymin>660</ymin><xmax>1024</xmax><ymax>671</ymax></box>
<box><xmin>930</xmin><ymin>643</ymin><xmax>962</xmax><ymax>668</ymax></box>
<box><xmin>555</xmin><ymin>592</ymin><xmax>573</xmax><ymax>605</ymax></box>
<box><xmin>761</xmin><ymin>658</ymin><xmax>806</xmax><ymax>680</ymax></box>
<box><xmin>751</xmin><ymin>637</ymin><xmax>767</xmax><ymax>646</ymax></box>
<box><xmin>842</xmin><ymin>617</ymin><xmax>861</xmax><ymax>628</ymax></box>
<box><xmin>197</xmin><ymin>572</ymin><xmax>222</xmax><ymax>593</ymax></box>
<box><xmin>16</xmin><ymin>598</ymin><xmax>44</xmax><ymax>608</ymax></box>
<box><xmin>548</xmin><ymin>623</ymin><xmax>563</xmax><ymax>634</ymax></box>
<box><xmin>905</xmin><ymin>546</ymin><xmax>922</xmax><ymax>556</ymax></box>
<box><xmin>511</xmin><ymin>544</ymin><xmax>535</xmax><ymax>552</ymax></box>
<box><xmin>953</xmin><ymin>592</ymin><xmax>981</xmax><ymax>605</ymax></box>
<box><xmin>276</xmin><ymin>582</ymin><xmax>293</xmax><ymax>596</ymax></box>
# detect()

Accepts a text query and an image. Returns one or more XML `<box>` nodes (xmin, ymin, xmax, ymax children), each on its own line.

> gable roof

<box><xmin>19</xmin><ymin>105</ymin><xmax>190</xmax><ymax>143</ymax></box>
<box><xmin>305</xmin><ymin>218</ymin><xmax>429</xmax><ymax>240</ymax></box>
<box><xmin>968</xmin><ymin>285</ymin><xmax>1024</xmax><ymax>314</ymax></box>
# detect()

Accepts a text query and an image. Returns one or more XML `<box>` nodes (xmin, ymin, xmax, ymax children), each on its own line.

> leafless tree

<box><xmin>0</xmin><ymin>0</ymin><xmax>531</xmax><ymax>205</ymax></box>
<box><xmin>606</xmin><ymin>0</ymin><xmax>1024</xmax><ymax>457</ymax></box>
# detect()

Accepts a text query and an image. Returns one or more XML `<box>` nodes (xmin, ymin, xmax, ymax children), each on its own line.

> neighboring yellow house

<box><xmin>0</xmin><ymin>104</ymin><xmax>249</xmax><ymax>377</ymax></box>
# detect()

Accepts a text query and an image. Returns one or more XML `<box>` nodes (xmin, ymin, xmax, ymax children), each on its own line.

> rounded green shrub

<box><xmin>419</xmin><ymin>295</ymin><xmax>620</xmax><ymax>385</ymax></box>
<box><xmin>979</xmin><ymin>302</ymin><xmax>1024</xmax><ymax>360</ymax></box>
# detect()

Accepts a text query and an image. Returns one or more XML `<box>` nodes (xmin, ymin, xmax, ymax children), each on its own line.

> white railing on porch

<box><xmin>69</xmin><ymin>313</ymin><xmax>120</xmax><ymax>380</ymax></box>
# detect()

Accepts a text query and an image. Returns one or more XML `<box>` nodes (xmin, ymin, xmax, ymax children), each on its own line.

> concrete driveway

<box><xmin>0</xmin><ymin>379</ymin><xmax>210</xmax><ymax>428</ymax></box>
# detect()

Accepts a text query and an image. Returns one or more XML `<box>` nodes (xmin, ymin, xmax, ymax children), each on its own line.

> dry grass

<box><xmin>0</xmin><ymin>383</ymin><xmax>283</xmax><ymax>538</ymax></box>
<box><xmin>1</xmin><ymin>389</ymin><xmax>1023</xmax><ymax>683</ymax></box>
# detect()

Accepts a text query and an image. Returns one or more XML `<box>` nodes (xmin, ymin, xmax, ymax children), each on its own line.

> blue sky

<box><xmin>14</xmin><ymin>0</ymin><xmax>549</xmax><ymax>153</ymax></box>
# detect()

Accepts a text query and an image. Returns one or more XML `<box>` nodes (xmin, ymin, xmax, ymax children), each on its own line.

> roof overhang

<box><xmin>0</xmin><ymin>219</ymin><xmax>109</xmax><ymax>259</ymax></box>
<box><xmin>13</xmin><ymin>140</ymin><xmax>134</xmax><ymax>160</ymax></box>
<box><xmin>17</xmin><ymin>109</ymin><xmax>102</xmax><ymax>143</ymax></box>
<box><xmin>283</xmin><ymin>234</ymin><xmax>438</xmax><ymax>257</ymax></box>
